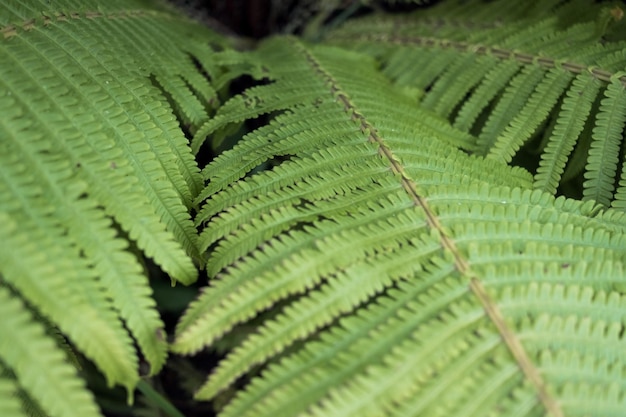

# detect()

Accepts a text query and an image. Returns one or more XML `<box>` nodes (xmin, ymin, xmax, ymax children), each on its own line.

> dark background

<box><xmin>167</xmin><ymin>0</ymin><xmax>427</xmax><ymax>38</ymax></box>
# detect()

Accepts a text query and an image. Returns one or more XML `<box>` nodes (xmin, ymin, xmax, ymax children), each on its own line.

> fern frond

<box><xmin>534</xmin><ymin>72</ymin><xmax>601</xmax><ymax>194</ymax></box>
<box><xmin>1</xmin><ymin>2</ymin><xmax>202</xmax><ymax>281</ymax></box>
<box><xmin>421</xmin><ymin>53</ymin><xmax>495</xmax><ymax>119</ymax></box>
<box><xmin>0</xmin><ymin>367</ymin><xmax>25</xmax><ymax>417</ymax></box>
<box><xmin>453</xmin><ymin>60</ymin><xmax>521</xmax><ymax>132</ymax></box>
<box><xmin>1</xmin><ymin>364</ymin><xmax>49</xmax><ymax>417</ymax></box>
<box><xmin>0</xmin><ymin>0</ymin><xmax>227</xmax><ymax>414</ymax></box>
<box><xmin>175</xmin><ymin>36</ymin><xmax>531</xmax><ymax>351</ymax></box>
<box><xmin>583</xmin><ymin>76</ymin><xmax>626</xmax><ymax>207</ymax></box>
<box><xmin>154</xmin><ymin>73</ymin><xmax>211</xmax><ymax>135</ymax></box>
<box><xmin>0</xmin><ymin>284</ymin><xmax>101</xmax><ymax>417</ymax></box>
<box><xmin>0</xmin><ymin>191</ymin><xmax>139</xmax><ymax>389</ymax></box>
<box><xmin>326</xmin><ymin>0</ymin><xmax>626</xmax><ymax>204</ymax></box>
<box><xmin>477</xmin><ymin>66</ymin><xmax>545</xmax><ymax>153</ymax></box>
<box><xmin>0</xmin><ymin>120</ymin><xmax>167</xmax><ymax>376</ymax></box>
<box><xmin>174</xmin><ymin>34</ymin><xmax>626</xmax><ymax>417</ymax></box>
<box><xmin>487</xmin><ymin>68</ymin><xmax>574</xmax><ymax>163</ymax></box>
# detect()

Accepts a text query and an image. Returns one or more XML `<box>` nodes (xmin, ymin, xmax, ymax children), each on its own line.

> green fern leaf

<box><xmin>453</xmin><ymin>60</ymin><xmax>521</xmax><ymax>132</ymax></box>
<box><xmin>0</xmin><ymin>196</ymin><xmax>139</xmax><ymax>389</ymax></box>
<box><xmin>0</xmin><ymin>0</ymin><xmax>227</xmax><ymax>414</ymax></box>
<box><xmin>0</xmin><ymin>284</ymin><xmax>101</xmax><ymax>417</ymax></box>
<box><xmin>0</xmin><ymin>121</ymin><xmax>168</xmax><ymax>376</ymax></box>
<box><xmin>153</xmin><ymin>73</ymin><xmax>212</xmax><ymax>137</ymax></box>
<box><xmin>0</xmin><ymin>3</ymin><xmax>201</xmax><ymax>282</ymax></box>
<box><xmin>487</xmin><ymin>68</ymin><xmax>574</xmax><ymax>163</ymax></box>
<box><xmin>1</xmin><ymin>364</ymin><xmax>50</xmax><ymax>417</ymax></box>
<box><xmin>0</xmin><ymin>369</ymin><xmax>24</xmax><ymax>417</ymax></box>
<box><xmin>421</xmin><ymin>54</ymin><xmax>496</xmax><ymax>119</ymax></box>
<box><xmin>175</xmin><ymin>36</ymin><xmax>531</xmax><ymax>350</ymax></box>
<box><xmin>583</xmin><ymin>76</ymin><xmax>626</xmax><ymax>206</ymax></box>
<box><xmin>534</xmin><ymin>72</ymin><xmax>601</xmax><ymax>194</ymax></box>
<box><xmin>174</xmin><ymin>33</ymin><xmax>626</xmax><ymax>417</ymax></box>
<box><xmin>478</xmin><ymin>66</ymin><xmax>545</xmax><ymax>154</ymax></box>
<box><xmin>326</xmin><ymin>0</ymin><xmax>626</xmax><ymax>204</ymax></box>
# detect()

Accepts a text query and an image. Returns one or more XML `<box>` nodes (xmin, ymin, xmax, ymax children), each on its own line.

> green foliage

<box><xmin>327</xmin><ymin>0</ymin><xmax>626</xmax><ymax>203</ymax></box>
<box><xmin>2</xmin><ymin>1</ymin><xmax>626</xmax><ymax>417</ymax></box>
<box><xmin>0</xmin><ymin>1</ymin><xmax>222</xmax><ymax>415</ymax></box>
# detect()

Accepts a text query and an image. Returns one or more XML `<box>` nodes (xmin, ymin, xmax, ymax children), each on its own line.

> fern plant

<box><xmin>0</xmin><ymin>1</ymin><xmax>222</xmax><ymax>415</ymax></box>
<box><xmin>174</xmin><ymin>1</ymin><xmax>626</xmax><ymax>416</ymax></box>
<box><xmin>327</xmin><ymin>0</ymin><xmax>626</xmax><ymax>205</ymax></box>
<box><xmin>2</xmin><ymin>1</ymin><xmax>626</xmax><ymax>417</ymax></box>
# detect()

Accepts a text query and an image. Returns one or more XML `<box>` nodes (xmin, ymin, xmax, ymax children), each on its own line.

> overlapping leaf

<box><xmin>175</xmin><ymin>35</ymin><xmax>626</xmax><ymax>417</ymax></box>
<box><xmin>327</xmin><ymin>0</ymin><xmax>626</xmax><ymax>207</ymax></box>
<box><xmin>0</xmin><ymin>1</ymin><xmax>222</xmax><ymax>415</ymax></box>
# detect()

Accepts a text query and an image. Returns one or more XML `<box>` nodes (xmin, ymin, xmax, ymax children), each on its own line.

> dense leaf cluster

<box><xmin>1</xmin><ymin>1</ymin><xmax>625</xmax><ymax>417</ymax></box>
